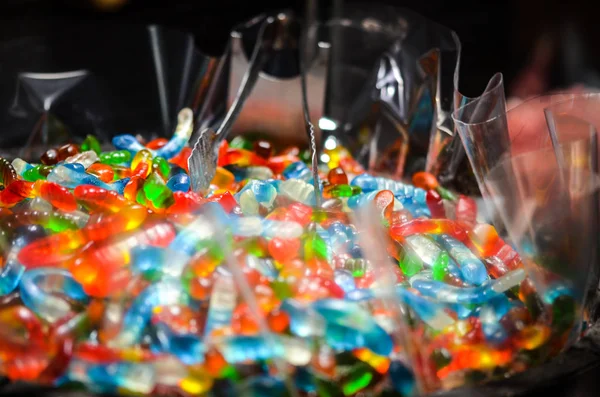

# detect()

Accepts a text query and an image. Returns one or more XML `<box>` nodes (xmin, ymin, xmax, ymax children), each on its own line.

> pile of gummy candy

<box><xmin>0</xmin><ymin>109</ymin><xmax>578</xmax><ymax>396</ymax></box>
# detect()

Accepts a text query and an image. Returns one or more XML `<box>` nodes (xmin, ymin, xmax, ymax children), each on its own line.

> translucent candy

<box><xmin>391</xmin><ymin>218</ymin><xmax>468</xmax><ymax>242</ymax></box>
<box><xmin>211</xmin><ymin>167</ymin><xmax>235</xmax><ymax>189</ymax></box>
<box><xmin>351</xmin><ymin>174</ymin><xmax>412</xmax><ymax>196</ymax></box>
<box><xmin>18</xmin><ymin>230</ymin><xmax>86</xmax><ymax>268</ymax></box>
<box><xmin>100</xmin><ymin>150</ymin><xmax>131</xmax><ymax>165</ymax></box>
<box><xmin>327</xmin><ymin>167</ymin><xmax>349</xmax><ymax>185</ymax></box>
<box><xmin>404</xmin><ymin>235</ymin><xmax>444</xmax><ymax>269</ymax></box>
<box><xmin>153</xmin><ymin>108</ymin><xmax>193</xmax><ymax>159</ymax></box>
<box><xmin>204</xmin><ymin>275</ymin><xmax>236</xmax><ymax>339</ymax></box>
<box><xmin>131</xmin><ymin>149</ymin><xmax>153</xmax><ymax>179</ymax></box>
<box><xmin>0</xmin><ymin>182</ymin><xmax>32</xmax><ymax>208</ymax></box>
<box><xmin>229</xmin><ymin>136</ymin><xmax>253</xmax><ymax>150</ymax></box>
<box><xmin>334</xmin><ymin>269</ymin><xmax>356</xmax><ymax>293</ymax></box>
<box><xmin>455</xmin><ymin>195</ymin><xmax>477</xmax><ymax>225</ymax></box>
<box><xmin>396</xmin><ymin>287</ymin><xmax>455</xmax><ymax>330</ymax></box>
<box><xmin>279</xmin><ymin>179</ymin><xmax>315</xmax><ymax>206</ymax></box>
<box><xmin>235</xmin><ymin>180</ymin><xmax>277</xmax><ymax>215</ymax></box>
<box><xmin>280</xmin><ymin>299</ymin><xmax>326</xmax><ymax>338</ymax></box>
<box><xmin>40</xmin><ymin>148</ymin><xmax>59</xmax><ymax>165</ymax></box>
<box><xmin>20</xmin><ymin>268</ymin><xmax>88</xmax><ymax>323</ymax></box>
<box><xmin>11</xmin><ymin>158</ymin><xmax>32</xmax><ymax>176</ymax></box>
<box><xmin>115</xmin><ymin>279</ymin><xmax>189</xmax><ymax>347</ymax></box>
<box><xmin>435</xmin><ymin>234</ymin><xmax>488</xmax><ymax>286</ymax></box>
<box><xmin>81</xmin><ymin>204</ymin><xmax>147</xmax><ymax>241</ymax></box>
<box><xmin>146</xmin><ymin>138</ymin><xmax>168</xmax><ymax>150</ymax></box>
<box><xmin>112</xmin><ymin>165</ymin><xmax>133</xmax><ymax>180</ymax></box>
<box><xmin>245</xmin><ymin>166</ymin><xmax>274</xmax><ymax>180</ymax></box>
<box><xmin>167</xmin><ymin>191</ymin><xmax>204</xmax><ymax>214</ymax></box>
<box><xmin>323</xmin><ymin>184</ymin><xmax>362</xmax><ymax>199</ymax></box>
<box><xmin>262</xmin><ymin>219</ymin><xmax>303</xmax><ymax>239</ymax></box>
<box><xmin>312</xmin><ymin>299</ymin><xmax>393</xmax><ymax>356</ymax></box>
<box><xmin>71</xmin><ymin>223</ymin><xmax>176</xmax><ymax>297</ymax></box>
<box><xmin>253</xmin><ymin>140</ymin><xmax>273</xmax><ymax>159</ymax></box>
<box><xmin>142</xmin><ymin>172</ymin><xmax>175</xmax><ymax>209</ymax></box>
<box><xmin>426</xmin><ymin>189</ymin><xmax>445</xmax><ymax>218</ymax></box>
<box><xmin>479</xmin><ymin>295</ymin><xmax>513</xmax><ymax>344</ymax></box>
<box><xmin>86</xmin><ymin>163</ymin><xmax>115</xmax><ymax>183</ymax></box>
<box><xmin>411</xmin><ymin>268</ymin><xmax>526</xmax><ymax>304</ymax></box>
<box><xmin>412</xmin><ymin>171</ymin><xmax>439</xmax><ymax>190</ymax></box>
<box><xmin>80</xmin><ymin>360</ymin><xmax>157</xmax><ymax>394</ymax></box>
<box><xmin>268</xmin><ymin>237</ymin><xmax>301</xmax><ymax>262</ymax></box>
<box><xmin>283</xmin><ymin>161</ymin><xmax>311</xmax><ymax>180</ymax></box>
<box><xmin>151</xmin><ymin>323</ymin><xmax>204</xmax><ymax>365</ymax></box>
<box><xmin>169</xmin><ymin>147</ymin><xmax>192</xmax><ymax>173</ymax></box>
<box><xmin>48</xmin><ymin>164</ymin><xmax>111</xmax><ymax>190</ymax></box>
<box><xmin>0</xmin><ymin>226</ymin><xmax>43</xmax><ymax>295</ymax></box>
<box><xmin>74</xmin><ymin>185</ymin><xmax>128</xmax><ymax>213</ymax></box>
<box><xmin>0</xmin><ymin>130</ymin><xmax>580</xmax><ymax>395</ymax></box>
<box><xmin>81</xmin><ymin>135</ymin><xmax>102</xmax><ymax>155</ymax></box>
<box><xmin>113</xmin><ymin>134</ymin><xmax>146</xmax><ymax>155</ymax></box>
<box><xmin>64</xmin><ymin>151</ymin><xmax>99</xmax><ymax>169</ymax></box>
<box><xmin>33</xmin><ymin>181</ymin><xmax>77</xmax><ymax>212</ymax></box>
<box><xmin>304</xmin><ymin>231</ymin><xmax>329</xmax><ymax>262</ymax></box>
<box><xmin>152</xmin><ymin>156</ymin><xmax>171</xmax><ymax>180</ymax></box>
<box><xmin>22</xmin><ymin>165</ymin><xmax>51</xmax><ymax>182</ymax></box>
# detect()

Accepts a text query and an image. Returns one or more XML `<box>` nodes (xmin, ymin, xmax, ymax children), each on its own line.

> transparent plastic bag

<box><xmin>452</xmin><ymin>73</ymin><xmax>508</xmax><ymax>202</ymax></box>
<box><xmin>320</xmin><ymin>4</ymin><xmax>462</xmax><ymax>180</ymax></box>
<box><xmin>228</xmin><ymin>5</ymin><xmax>463</xmax><ymax>181</ymax></box>
<box><xmin>454</xmin><ymin>77</ymin><xmax>600</xmax><ymax>357</ymax></box>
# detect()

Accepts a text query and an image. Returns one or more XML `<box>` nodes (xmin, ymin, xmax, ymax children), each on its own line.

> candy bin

<box><xmin>0</xmin><ymin>5</ymin><xmax>599</xmax><ymax>397</ymax></box>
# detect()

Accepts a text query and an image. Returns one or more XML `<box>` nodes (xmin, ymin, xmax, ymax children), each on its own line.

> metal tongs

<box><xmin>189</xmin><ymin>12</ymin><xmax>321</xmax><ymax>204</ymax></box>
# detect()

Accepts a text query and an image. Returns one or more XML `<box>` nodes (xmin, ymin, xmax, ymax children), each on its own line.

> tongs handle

<box><xmin>215</xmin><ymin>16</ymin><xmax>274</xmax><ymax>139</ymax></box>
<box><xmin>298</xmin><ymin>18</ymin><xmax>322</xmax><ymax>206</ymax></box>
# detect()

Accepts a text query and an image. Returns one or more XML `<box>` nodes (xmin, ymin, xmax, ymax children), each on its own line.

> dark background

<box><xmin>2</xmin><ymin>0</ymin><xmax>600</xmax><ymax>98</ymax></box>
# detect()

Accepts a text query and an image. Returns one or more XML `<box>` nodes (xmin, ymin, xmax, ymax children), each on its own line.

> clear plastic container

<box><xmin>454</xmin><ymin>79</ymin><xmax>600</xmax><ymax>367</ymax></box>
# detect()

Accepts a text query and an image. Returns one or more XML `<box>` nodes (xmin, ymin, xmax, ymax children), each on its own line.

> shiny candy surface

<box><xmin>0</xmin><ymin>123</ymin><xmax>579</xmax><ymax>395</ymax></box>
